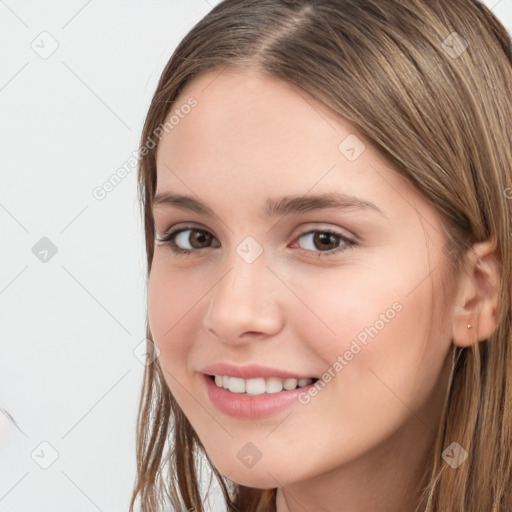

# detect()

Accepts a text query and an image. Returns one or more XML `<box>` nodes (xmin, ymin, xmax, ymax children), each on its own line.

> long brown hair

<box><xmin>130</xmin><ymin>1</ymin><xmax>512</xmax><ymax>510</ymax></box>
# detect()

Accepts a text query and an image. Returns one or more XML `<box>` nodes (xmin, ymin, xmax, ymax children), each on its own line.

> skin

<box><xmin>147</xmin><ymin>68</ymin><xmax>500</xmax><ymax>512</ymax></box>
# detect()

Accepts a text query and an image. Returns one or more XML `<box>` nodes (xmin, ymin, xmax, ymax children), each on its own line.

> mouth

<box><xmin>206</xmin><ymin>374</ymin><xmax>320</xmax><ymax>395</ymax></box>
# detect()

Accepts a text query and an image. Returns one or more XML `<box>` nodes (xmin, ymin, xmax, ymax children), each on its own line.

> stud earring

<box><xmin>467</xmin><ymin>324</ymin><xmax>472</xmax><ymax>329</ymax></box>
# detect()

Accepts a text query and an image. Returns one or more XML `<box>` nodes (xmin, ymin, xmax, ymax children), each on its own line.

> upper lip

<box><xmin>199</xmin><ymin>363</ymin><xmax>317</xmax><ymax>380</ymax></box>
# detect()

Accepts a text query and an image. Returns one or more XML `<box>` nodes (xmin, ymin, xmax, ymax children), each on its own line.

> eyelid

<box><xmin>292</xmin><ymin>222</ymin><xmax>356</xmax><ymax>241</ymax></box>
<box><xmin>155</xmin><ymin>221</ymin><xmax>213</xmax><ymax>239</ymax></box>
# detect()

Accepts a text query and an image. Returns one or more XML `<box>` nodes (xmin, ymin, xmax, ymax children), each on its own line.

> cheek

<box><xmin>284</xmin><ymin>255</ymin><xmax>447</xmax><ymax>404</ymax></box>
<box><xmin>280</xmin><ymin>260</ymin><xmax>408</xmax><ymax>351</ymax></box>
<box><xmin>269</xmin><ymin>265</ymin><xmax>446</xmax><ymax>465</ymax></box>
<box><xmin>147</xmin><ymin>258</ymin><xmax>200</xmax><ymax>373</ymax></box>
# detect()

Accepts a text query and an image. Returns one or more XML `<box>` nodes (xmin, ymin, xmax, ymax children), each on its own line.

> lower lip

<box><xmin>202</xmin><ymin>373</ymin><xmax>317</xmax><ymax>419</ymax></box>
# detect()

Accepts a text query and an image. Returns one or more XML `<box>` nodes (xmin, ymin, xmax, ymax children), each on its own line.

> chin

<box><xmin>222</xmin><ymin>469</ymin><xmax>280</xmax><ymax>489</ymax></box>
<box><xmin>212</xmin><ymin>453</ymin><xmax>304</xmax><ymax>488</ymax></box>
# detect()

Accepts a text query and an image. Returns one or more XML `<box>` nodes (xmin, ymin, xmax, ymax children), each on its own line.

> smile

<box><xmin>209</xmin><ymin>374</ymin><xmax>318</xmax><ymax>395</ymax></box>
<box><xmin>202</xmin><ymin>373</ymin><xmax>319</xmax><ymax>419</ymax></box>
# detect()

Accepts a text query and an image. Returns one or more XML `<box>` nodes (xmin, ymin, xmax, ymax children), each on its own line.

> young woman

<box><xmin>130</xmin><ymin>1</ymin><xmax>512</xmax><ymax>510</ymax></box>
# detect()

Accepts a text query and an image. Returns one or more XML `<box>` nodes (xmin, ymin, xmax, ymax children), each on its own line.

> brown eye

<box><xmin>157</xmin><ymin>226</ymin><xmax>220</xmax><ymax>254</ymax></box>
<box><xmin>312</xmin><ymin>232</ymin><xmax>339</xmax><ymax>251</ymax></box>
<box><xmin>299</xmin><ymin>231</ymin><xmax>346</xmax><ymax>250</ymax></box>
<box><xmin>296</xmin><ymin>229</ymin><xmax>354</xmax><ymax>254</ymax></box>
<box><xmin>187</xmin><ymin>229</ymin><xmax>214</xmax><ymax>249</ymax></box>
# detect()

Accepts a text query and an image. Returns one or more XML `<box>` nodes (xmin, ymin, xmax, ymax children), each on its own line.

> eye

<box><xmin>293</xmin><ymin>228</ymin><xmax>358</xmax><ymax>257</ymax></box>
<box><xmin>156</xmin><ymin>225</ymin><xmax>220</xmax><ymax>255</ymax></box>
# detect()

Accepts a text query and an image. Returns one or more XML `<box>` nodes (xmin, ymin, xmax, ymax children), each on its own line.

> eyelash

<box><xmin>156</xmin><ymin>224</ymin><xmax>358</xmax><ymax>258</ymax></box>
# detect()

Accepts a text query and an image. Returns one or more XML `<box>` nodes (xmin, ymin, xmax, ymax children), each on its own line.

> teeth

<box><xmin>212</xmin><ymin>375</ymin><xmax>314</xmax><ymax>395</ymax></box>
<box><xmin>227</xmin><ymin>377</ymin><xmax>246</xmax><ymax>394</ymax></box>
<box><xmin>266</xmin><ymin>377</ymin><xmax>283</xmax><ymax>394</ymax></box>
<box><xmin>283</xmin><ymin>378</ymin><xmax>298</xmax><ymax>390</ymax></box>
<box><xmin>246</xmin><ymin>378</ymin><xmax>266</xmax><ymax>395</ymax></box>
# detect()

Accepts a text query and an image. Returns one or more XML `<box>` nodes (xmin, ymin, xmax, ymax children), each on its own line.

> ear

<box><xmin>451</xmin><ymin>238</ymin><xmax>501</xmax><ymax>347</ymax></box>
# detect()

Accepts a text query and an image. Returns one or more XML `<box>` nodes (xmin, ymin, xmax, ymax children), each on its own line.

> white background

<box><xmin>0</xmin><ymin>1</ymin><xmax>510</xmax><ymax>511</ymax></box>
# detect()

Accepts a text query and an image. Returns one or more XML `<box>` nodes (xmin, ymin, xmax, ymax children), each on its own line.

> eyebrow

<box><xmin>153</xmin><ymin>191</ymin><xmax>385</xmax><ymax>218</ymax></box>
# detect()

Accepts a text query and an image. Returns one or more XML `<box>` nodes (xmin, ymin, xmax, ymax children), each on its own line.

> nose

<box><xmin>202</xmin><ymin>248</ymin><xmax>285</xmax><ymax>345</ymax></box>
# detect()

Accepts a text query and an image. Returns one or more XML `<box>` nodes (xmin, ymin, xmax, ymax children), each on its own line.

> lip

<box><xmin>198</xmin><ymin>362</ymin><xmax>317</xmax><ymax>380</ymax></box>
<box><xmin>201</xmin><ymin>373</ymin><xmax>317</xmax><ymax>419</ymax></box>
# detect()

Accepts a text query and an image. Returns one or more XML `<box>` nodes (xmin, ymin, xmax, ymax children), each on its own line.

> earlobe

<box><xmin>451</xmin><ymin>238</ymin><xmax>500</xmax><ymax>347</ymax></box>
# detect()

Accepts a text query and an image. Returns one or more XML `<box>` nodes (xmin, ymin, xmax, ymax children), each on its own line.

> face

<box><xmin>148</xmin><ymin>69</ymin><xmax>455</xmax><ymax>489</ymax></box>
